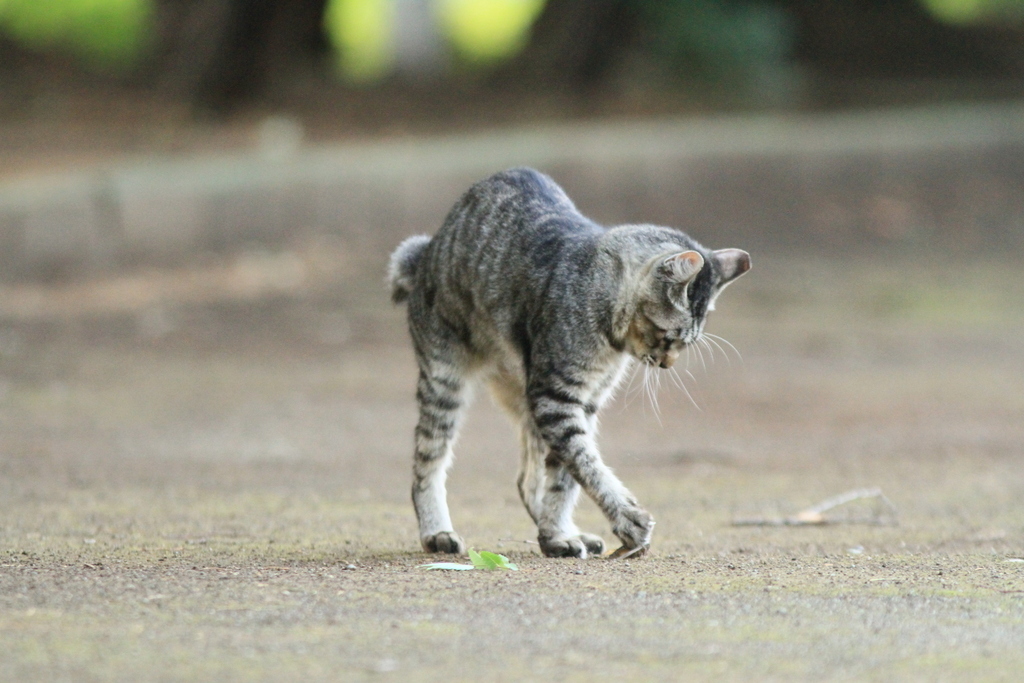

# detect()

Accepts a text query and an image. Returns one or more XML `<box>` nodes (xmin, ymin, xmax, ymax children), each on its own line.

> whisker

<box><xmin>679</xmin><ymin>377</ymin><xmax>702</xmax><ymax>413</ymax></box>
<box><xmin>705</xmin><ymin>332</ymin><xmax>743</xmax><ymax>364</ymax></box>
<box><xmin>697</xmin><ymin>336</ymin><xmax>716</xmax><ymax>365</ymax></box>
<box><xmin>701</xmin><ymin>334</ymin><xmax>731</xmax><ymax>366</ymax></box>
<box><xmin>693</xmin><ymin>339</ymin><xmax>708</xmax><ymax>373</ymax></box>
<box><xmin>666</xmin><ymin>365</ymin><xmax>685</xmax><ymax>390</ymax></box>
<box><xmin>650</xmin><ymin>366</ymin><xmax>662</xmax><ymax>419</ymax></box>
<box><xmin>669</xmin><ymin>366</ymin><xmax>702</xmax><ymax>412</ymax></box>
<box><xmin>696</xmin><ymin>334</ymin><xmax>713</xmax><ymax>358</ymax></box>
<box><xmin>636</xmin><ymin>364</ymin><xmax>650</xmax><ymax>416</ymax></box>
<box><xmin>643</xmin><ymin>365</ymin><xmax>662</xmax><ymax>424</ymax></box>
<box><xmin>622</xmin><ymin>360</ymin><xmax>644</xmax><ymax>409</ymax></box>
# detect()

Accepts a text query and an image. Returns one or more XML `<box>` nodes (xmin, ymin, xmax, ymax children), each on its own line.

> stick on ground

<box><xmin>732</xmin><ymin>487</ymin><xmax>898</xmax><ymax>527</ymax></box>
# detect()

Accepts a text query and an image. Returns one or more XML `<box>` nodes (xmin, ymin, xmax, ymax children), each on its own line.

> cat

<box><xmin>388</xmin><ymin>167</ymin><xmax>750</xmax><ymax>558</ymax></box>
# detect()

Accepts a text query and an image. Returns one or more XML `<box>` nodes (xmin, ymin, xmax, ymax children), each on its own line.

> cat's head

<box><xmin>624</xmin><ymin>248</ymin><xmax>750</xmax><ymax>369</ymax></box>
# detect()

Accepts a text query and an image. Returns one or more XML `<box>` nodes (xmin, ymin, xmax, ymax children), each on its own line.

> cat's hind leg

<box><xmin>518</xmin><ymin>424</ymin><xmax>605</xmax><ymax>558</ymax></box>
<box><xmin>412</xmin><ymin>357</ymin><xmax>470</xmax><ymax>554</ymax></box>
<box><xmin>529</xmin><ymin>374</ymin><xmax>654</xmax><ymax>556</ymax></box>
<box><xmin>534</xmin><ymin>460</ymin><xmax>606</xmax><ymax>558</ymax></box>
<box><xmin>489</xmin><ymin>370</ymin><xmax>604</xmax><ymax>558</ymax></box>
<box><xmin>486</xmin><ymin>371</ymin><xmax>544</xmax><ymax>523</ymax></box>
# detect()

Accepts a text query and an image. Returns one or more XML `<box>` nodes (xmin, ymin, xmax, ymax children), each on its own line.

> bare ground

<box><xmin>1</xmin><ymin>248</ymin><xmax>1023</xmax><ymax>681</ymax></box>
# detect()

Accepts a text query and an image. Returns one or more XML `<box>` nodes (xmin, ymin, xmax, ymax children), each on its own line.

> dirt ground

<box><xmin>1</xmin><ymin>243</ymin><xmax>1023</xmax><ymax>681</ymax></box>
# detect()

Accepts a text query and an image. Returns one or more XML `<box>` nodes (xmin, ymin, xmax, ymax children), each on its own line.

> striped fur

<box><xmin>389</xmin><ymin>168</ymin><xmax>749</xmax><ymax>558</ymax></box>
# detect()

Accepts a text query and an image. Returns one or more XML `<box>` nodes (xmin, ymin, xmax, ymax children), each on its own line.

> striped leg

<box><xmin>530</xmin><ymin>381</ymin><xmax>654</xmax><ymax>556</ymax></box>
<box><xmin>412</xmin><ymin>361</ymin><xmax>468</xmax><ymax>554</ymax></box>
<box><xmin>486</xmin><ymin>370</ymin><xmax>547</xmax><ymax>528</ymax></box>
<box><xmin>511</xmin><ymin>417</ymin><xmax>604</xmax><ymax>558</ymax></box>
<box><xmin>490</xmin><ymin>370</ymin><xmax>604</xmax><ymax>557</ymax></box>
<box><xmin>515</xmin><ymin>425</ymin><xmax>547</xmax><ymax>524</ymax></box>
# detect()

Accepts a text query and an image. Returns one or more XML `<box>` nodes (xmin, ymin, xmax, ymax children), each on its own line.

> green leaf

<box><xmin>418</xmin><ymin>550</ymin><xmax>518</xmax><ymax>571</ymax></box>
<box><xmin>418</xmin><ymin>562</ymin><xmax>475</xmax><ymax>571</ymax></box>
<box><xmin>467</xmin><ymin>549</ymin><xmax>488</xmax><ymax>568</ymax></box>
<box><xmin>469</xmin><ymin>550</ymin><xmax>518</xmax><ymax>571</ymax></box>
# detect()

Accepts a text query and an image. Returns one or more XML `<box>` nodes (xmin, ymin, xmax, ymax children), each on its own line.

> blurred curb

<box><xmin>2</xmin><ymin>101</ymin><xmax>1024</xmax><ymax>281</ymax></box>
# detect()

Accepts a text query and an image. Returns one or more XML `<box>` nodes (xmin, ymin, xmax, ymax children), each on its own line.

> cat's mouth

<box><xmin>626</xmin><ymin>317</ymin><xmax>684</xmax><ymax>369</ymax></box>
<box><xmin>642</xmin><ymin>348</ymin><xmax>681</xmax><ymax>369</ymax></box>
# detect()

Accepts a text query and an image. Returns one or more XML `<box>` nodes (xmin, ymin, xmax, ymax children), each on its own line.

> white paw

<box><xmin>421</xmin><ymin>531</ymin><xmax>466</xmax><ymax>554</ymax></box>
<box><xmin>612</xmin><ymin>506</ymin><xmax>655</xmax><ymax>550</ymax></box>
<box><xmin>539</xmin><ymin>532</ymin><xmax>606</xmax><ymax>558</ymax></box>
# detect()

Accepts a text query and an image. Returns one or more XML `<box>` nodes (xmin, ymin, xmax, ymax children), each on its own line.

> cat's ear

<box><xmin>713</xmin><ymin>249</ymin><xmax>751</xmax><ymax>284</ymax></box>
<box><xmin>658</xmin><ymin>251</ymin><xmax>704</xmax><ymax>284</ymax></box>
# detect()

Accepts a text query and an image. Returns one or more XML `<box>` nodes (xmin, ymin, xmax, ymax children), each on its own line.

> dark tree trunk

<box><xmin>491</xmin><ymin>0</ymin><xmax>642</xmax><ymax>90</ymax></box>
<box><xmin>148</xmin><ymin>0</ymin><xmax>330</xmax><ymax>112</ymax></box>
<box><xmin>781</xmin><ymin>0</ymin><xmax>1024</xmax><ymax>79</ymax></box>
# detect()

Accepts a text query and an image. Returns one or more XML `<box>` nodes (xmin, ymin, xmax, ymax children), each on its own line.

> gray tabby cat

<box><xmin>388</xmin><ymin>168</ymin><xmax>750</xmax><ymax>558</ymax></box>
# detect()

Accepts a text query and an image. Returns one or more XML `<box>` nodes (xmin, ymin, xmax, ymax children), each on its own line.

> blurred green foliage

<box><xmin>325</xmin><ymin>0</ymin><xmax>544</xmax><ymax>82</ymax></box>
<box><xmin>921</xmin><ymin>0</ymin><xmax>1024</xmax><ymax>24</ymax></box>
<box><xmin>324</xmin><ymin>0</ymin><xmax>394</xmax><ymax>82</ymax></box>
<box><xmin>0</xmin><ymin>0</ymin><xmax>152</xmax><ymax>69</ymax></box>
<box><xmin>638</xmin><ymin>0</ymin><xmax>793</xmax><ymax>87</ymax></box>
<box><xmin>435</xmin><ymin>0</ymin><xmax>545</xmax><ymax>65</ymax></box>
<box><xmin>2</xmin><ymin>0</ymin><xmax>1022</xmax><ymax>88</ymax></box>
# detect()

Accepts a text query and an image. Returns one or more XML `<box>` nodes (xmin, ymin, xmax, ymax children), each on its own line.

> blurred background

<box><xmin>2</xmin><ymin>0</ymin><xmax>1024</xmax><ymax>278</ymax></box>
<box><xmin>3</xmin><ymin>0</ymin><xmax>1024</xmax><ymax>173</ymax></box>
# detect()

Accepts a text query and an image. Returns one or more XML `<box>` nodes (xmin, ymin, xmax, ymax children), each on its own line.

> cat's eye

<box><xmin>656</xmin><ymin>325</ymin><xmax>680</xmax><ymax>342</ymax></box>
<box><xmin>642</xmin><ymin>313</ymin><xmax>670</xmax><ymax>338</ymax></box>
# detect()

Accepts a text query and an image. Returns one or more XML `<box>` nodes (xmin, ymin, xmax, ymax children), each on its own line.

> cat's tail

<box><xmin>388</xmin><ymin>234</ymin><xmax>431</xmax><ymax>304</ymax></box>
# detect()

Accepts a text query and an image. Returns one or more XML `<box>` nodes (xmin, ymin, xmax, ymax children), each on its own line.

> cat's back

<box><xmin>426</xmin><ymin>168</ymin><xmax>600</xmax><ymax>274</ymax></box>
<box><xmin>468</xmin><ymin>167</ymin><xmax>575</xmax><ymax>218</ymax></box>
<box><xmin>441</xmin><ymin>167</ymin><xmax>582</xmax><ymax>240</ymax></box>
<box><xmin>410</xmin><ymin>168</ymin><xmax>605</xmax><ymax>346</ymax></box>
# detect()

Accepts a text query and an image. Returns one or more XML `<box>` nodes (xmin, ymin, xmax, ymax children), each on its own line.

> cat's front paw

<box><xmin>421</xmin><ymin>531</ymin><xmax>466</xmax><ymax>554</ymax></box>
<box><xmin>612</xmin><ymin>506</ymin><xmax>655</xmax><ymax>550</ymax></box>
<box><xmin>538</xmin><ymin>532</ymin><xmax>606</xmax><ymax>558</ymax></box>
<box><xmin>577</xmin><ymin>532</ymin><xmax>606</xmax><ymax>556</ymax></box>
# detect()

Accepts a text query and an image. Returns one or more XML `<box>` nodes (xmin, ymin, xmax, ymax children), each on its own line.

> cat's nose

<box><xmin>659</xmin><ymin>349</ymin><xmax>680</xmax><ymax>369</ymax></box>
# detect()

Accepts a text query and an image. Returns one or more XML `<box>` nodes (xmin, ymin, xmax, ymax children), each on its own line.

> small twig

<box><xmin>732</xmin><ymin>487</ymin><xmax>898</xmax><ymax>527</ymax></box>
<box><xmin>607</xmin><ymin>544</ymin><xmax>648</xmax><ymax>560</ymax></box>
<box><xmin>802</xmin><ymin>487</ymin><xmax>891</xmax><ymax>518</ymax></box>
<box><xmin>497</xmin><ymin>538</ymin><xmax>539</xmax><ymax>546</ymax></box>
